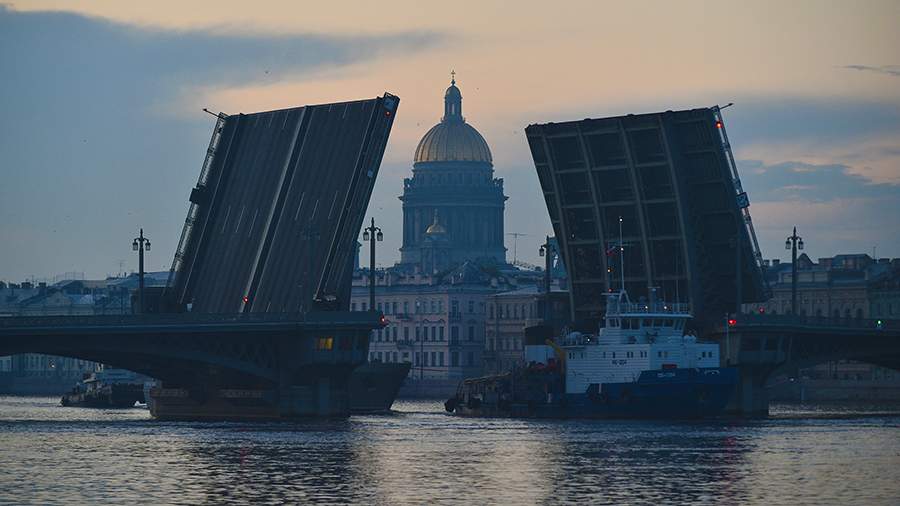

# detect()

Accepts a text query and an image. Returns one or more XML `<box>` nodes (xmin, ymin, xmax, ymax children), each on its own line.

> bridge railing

<box><xmin>733</xmin><ymin>313</ymin><xmax>898</xmax><ymax>330</ymax></box>
<box><xmin>0</xmin><ymin>311</ymin><xmax>383</xmax><ymax>329</ymax></box>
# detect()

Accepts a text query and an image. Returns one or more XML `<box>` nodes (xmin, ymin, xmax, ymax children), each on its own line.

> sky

<box><xmin>1</xmin><ymin>0</ymin><xmax>898</xmax><ymax>282</ymax></box>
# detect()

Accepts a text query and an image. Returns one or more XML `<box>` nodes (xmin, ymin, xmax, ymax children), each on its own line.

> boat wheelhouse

<box><xmin>559</xmin><ymin>289</ymin><xmax>720</xmax><ymax>394</ymax></box>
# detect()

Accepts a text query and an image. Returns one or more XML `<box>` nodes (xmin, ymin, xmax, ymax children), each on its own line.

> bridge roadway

<box><xmin>707</xmin><ymin>314</ymin><xmax>900</xmax><ymax>416</ymax></box>
<box><xmin>0</xmin><ymin>311</ymin><xmax>383</xmax><ymax>420</ymax></box>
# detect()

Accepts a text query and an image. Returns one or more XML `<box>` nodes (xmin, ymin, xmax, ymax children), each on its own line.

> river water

<box><xmin>1</xmin><ymin>397</ymin><xmax>899</xmax><ymax>505</ymax></box>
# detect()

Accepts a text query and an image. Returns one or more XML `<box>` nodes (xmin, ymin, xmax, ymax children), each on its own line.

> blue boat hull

<box><xmin>452</xmin><ymin>367</ymin><xmax>738</xmax><ymax>419</ymax></box>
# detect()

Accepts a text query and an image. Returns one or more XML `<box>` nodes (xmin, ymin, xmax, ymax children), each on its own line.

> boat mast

<box><xmin>618</xmin><ymin>216</ymin><xmax>625</xmax><ymax>292</ymax></box>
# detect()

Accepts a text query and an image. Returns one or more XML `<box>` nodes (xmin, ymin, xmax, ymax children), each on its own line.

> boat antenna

<box><xmin>618</xmin><ymin>216</ymin><xmax>625</xmax><ymax>292</ymax></box>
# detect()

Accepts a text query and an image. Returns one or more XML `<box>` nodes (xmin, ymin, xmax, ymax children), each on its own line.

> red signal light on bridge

<box><xmin>727</xmin><ymin>318</ymin><xmax>737</xmax><ymax>327</ymax></box>
<box><xmin>715</xmin><ymin>120</ymin><xmax>723</xmax><ymax>129</ymax></box>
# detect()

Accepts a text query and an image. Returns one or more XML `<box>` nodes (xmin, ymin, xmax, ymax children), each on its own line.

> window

<box><xmin>431</xmin><ymin>326</ymin><xmax>437</xmax><ymax>340</ymax></box>
<box><xmin>316</xmin><ymin>336</ymin><xmax>333</xmax><ymax>350</ymax></box>
<box><xmin>361</xmin><ymin>302</ymin><xmax>367</xmax><ymax>311</ymax></box>
<box><xmin>451</xmin><ymin>352</ymin><xmax>459</xmax><ymax>367</ymax></box>
<box><xmin>468</xmin><ymin>326</ymin><xmax>475</xmax><ymax>341</ymax></box>
<box><xmin>377</xmin><ymin>352</ymin><xmax>383</xmax><ymax>361</ymax></box>
<box><xmin>643</xmin><ymin>319</ymin><xmax>652</xmax><ymax>327</ymax></box>
<box><xmin>451</xmin><ymin>300</ymin><xmax>459</xmax><ymax>315</ymax></box>
<box><xmin>392</xmin><ymin>327</ymin><xmax>398</xmax><ymax>341</ymax></box>
<box><xmin>468</xmin><ymin>300</ymin><xmax>475</xmax><ymax>313</ymax></box>
<box><xmin>431</xmin><ymin>352</ymin><xmax>437</xmax><ymax>366</ymax></box>
<box><xmin>439</xmin><ymin>327</ymin><xmax>445</xmax><ymax>341</ymax></box>
<box><xmin>392</xmin><ymin>302</ymin><xmax>398</xmax><ymax>314</ymax></box>
<box><xmin>467</xmin><ymin>351</ymin><xmax>474</xmax><ymax>366</ymax></box>
<box><xmin>377</xmin><ymin>302</ymin><xmax>383</xmax><ymax>312</ymax></box>
<box><xmin>415</xmin><ymin>327</ymin><xmax>421</xmax><ymax>341</ymax></box>
<box><xmin>489</xmin><ymin>304</ymin><xmax>494</xmax><ymax>319</ymax></box>
<box><xmin>393</xmin><ymin>352</ymin><xmax>398</xmax><ymax>363</ymax></box>
<box><xmin>351</xmin><ymin>302</ymin><xmax>357</xmax><ymax>311</ymax></box>
<box><xmin>415</xmin><ymin>352</ymin><xmax>420</xmax><ymax>366</ymax></box>
<box><xmin>612</xmin><ymin>352</ymin><xmax>616</xmax><ymax>358</ymax></box>
<box><xmin>653</xmin><ymin>319</ymin><xmax>662</xmax><ymax>327</ymax></box>
<box><xmin>404</xmin><ymin>301</ymin><xmax>409</xmax><ymax>314</ymax></box>
<box><xmin>404</xmin><ymin>327</ymin><xmax>409</xmax><ymax>340</ymax></box>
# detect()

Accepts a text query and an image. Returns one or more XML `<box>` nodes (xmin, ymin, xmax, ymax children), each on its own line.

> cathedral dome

<box><xmin>413</xmin><ymin>75</ymin><xmax>492</xmax><ymax>165</ymax></box>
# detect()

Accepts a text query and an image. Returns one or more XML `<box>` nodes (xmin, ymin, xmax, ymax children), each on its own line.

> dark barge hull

<box><xmin>349</xmin><ymin>362</ymin><xmax>411</xmax><ymax>414</ymax></box>
<box><xmin>450</xmin><ymin>367</ymin><xmax>738</xmax><ymax>419</ymax></box>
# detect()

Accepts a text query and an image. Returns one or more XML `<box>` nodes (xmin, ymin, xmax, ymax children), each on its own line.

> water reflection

<box><xmin>0</xmin><ymin>398</ymin><xmax>898</xmax><ymax>505</ymax></box>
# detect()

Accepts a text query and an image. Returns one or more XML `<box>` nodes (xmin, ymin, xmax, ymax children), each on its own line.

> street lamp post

<box><xmin>785</xmin><ymin>227</ymin><xmax>804</xmax><ymax>316</ymax></box>
<box><xmin>539</xmin><ymin>236</ymin><xmax>553</xmax><ymax>324</ymax></box>
<box><xmin>132</xmin><ymin>228</ymin><xmax>151</xmax><ymax>314</ymax></box>
<box><xmin>362</xmin><ymin>218</ymin><xmax>383</xmax><ymax>312</ymax></box>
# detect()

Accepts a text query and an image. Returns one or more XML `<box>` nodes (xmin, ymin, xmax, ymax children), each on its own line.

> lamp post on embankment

<box><xmin>132</xmin><ymin>229</ymin><xmax>150</xmax><ymax>314</ymax></box>
<box><xmin>362</xmin><ymin>218</ymin><xmax>383</xmax><ymax>312</ymax></box>
<box><xmin>785</xmin><ymin>227</ymin><xmax>804</xmax><ymax>316</ymax></box>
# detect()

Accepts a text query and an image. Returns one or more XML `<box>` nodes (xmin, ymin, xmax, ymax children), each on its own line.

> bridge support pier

<box><xmin>725</xmin><ymin>366</ymin><xmax>770</xmax><ymax>417</ymax></box>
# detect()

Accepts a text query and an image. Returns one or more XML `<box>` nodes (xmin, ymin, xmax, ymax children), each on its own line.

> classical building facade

<box><xmin>399</xmin><ymin>76</ymin><xmax>507</xmax><ymax>273</ymax></box>
<box><xmin>483</xmin><ymin>285</ymin><xmax>570</xmax><ymax>375</ymax></box>
<box><xmin>746</xmin><ymin>254</ymin><xmax>899</xmax><ymax>319</ymax></box>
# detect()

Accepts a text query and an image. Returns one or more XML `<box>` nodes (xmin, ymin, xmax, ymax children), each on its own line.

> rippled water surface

<box><xmin>1</xmin><ymin>396</ymin><xmax>899</xmax><ymax>505</ymax></box>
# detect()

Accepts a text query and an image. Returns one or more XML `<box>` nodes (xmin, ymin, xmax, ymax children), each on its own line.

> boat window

<box><xmin>664</xmin><ymin>319</ymin><xmax>674</xmax><ymax>327</ymax></box>
<box><xmin>612</xmin><ymin>352</ymin><xmax>616</xmax><ymax>358</ymax></box>
<box><xmin>643</xmin><ymin>319</ymin><xmax>652</xmax><ymax>327</ymax></box>
<box><xmin>674</xmin><ymin>320</ymin><xmax>683</xmax><ymax>330</ymax></box>
<box><xmin>653</xmin><ymin>319</ymin><xmax>663</xmax><ymax>327</ymax></box>
<box><xmin>602</xmin><ymin>352</ymin><xmax>606</xmax><ymax>358</ymax></box>
<box><xmin>658</xmin><ymin>351</ymin><xmax>663</xmax><ymax>358</ymax></box>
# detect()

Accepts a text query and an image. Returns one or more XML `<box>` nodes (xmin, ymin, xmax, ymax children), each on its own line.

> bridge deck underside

<box><xmin>525</xmin><ymin>109</ymin><xmax>764</xmax><ymax>325</ymax></box>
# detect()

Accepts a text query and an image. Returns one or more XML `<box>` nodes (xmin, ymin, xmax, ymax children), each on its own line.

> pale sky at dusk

<box><xmin>1</xmin><ymin>1</ymin><xmax>898</xmax><ymax>282</ymax></box>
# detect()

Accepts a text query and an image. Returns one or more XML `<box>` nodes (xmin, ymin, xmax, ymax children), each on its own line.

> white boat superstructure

<box><xmin>560</xmin><ymin>290</ymin><xmax>720</xmax><ymax>394</ymax></box>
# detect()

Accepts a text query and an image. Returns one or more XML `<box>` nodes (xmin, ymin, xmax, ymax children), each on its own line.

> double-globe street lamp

<box><xmin>538</xmin><ymin>236</ymin><xmax>554</xmax><ymax>324</ymax></box>
<box><xmin>132</xmin><ymin>228</ymin><xmax>151</xmax><ymax>314</ymax></box>
<box><xmin>785</xmin><ymin>227</ymin><xmax>804</xmax><ymax>316</ymax></box>
<box><xmin>362</xmin><ymin>218</ymin><xmax>383</xmax><ymax>312</ymax></box>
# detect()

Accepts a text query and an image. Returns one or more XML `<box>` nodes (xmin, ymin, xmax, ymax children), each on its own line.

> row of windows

<box><xmin>351</xmin><ymin>299</ymin><xmax>486</xmax><ymax>315</ymax></box>
<box><xmin>373</xmin><ymin>325</ymin><xmax>478</xmax><ymax>343</ymax></box>
<box><xmin>608</xmin><ymin>318</ymin><xmax>684</xmax><ymax>330</ymax></box>
<box><xmin>487</xmin><ymin>338</ymin><xmax>522</xmax><ymax>351</ymax></box>
<box><xmin>413</xmin><ymin>172</ymin><xmax>493</xmax><ymax>186</ymax></box>
<box><xmin>488</xmin><ymin>302</ymin><xmax>538</xmax><ymax>320</ymax></box>
<box><xmin>370</xmin><ymin>351</ymin><xmax>409</xmax><ymax>363</ymax></box>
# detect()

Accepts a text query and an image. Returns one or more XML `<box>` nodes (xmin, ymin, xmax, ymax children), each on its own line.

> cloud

<box><xmin>0</xmin><ymin>6</ymin><xmax>443</xmax><ymax>280</ymax></box>
<box><xmin>842</xmin><ymin>64</ymin><xmax>900</xmax><ymax>77</ymax></box>
<box><xmin>739</xmin><ymin>160</ymin><xmax>900</xmax><ymax>203</ymax></box>
<box><xmin>738</xmin><ymin>159</ymin><xmax>900</xmax><ymax>260</ymax></box>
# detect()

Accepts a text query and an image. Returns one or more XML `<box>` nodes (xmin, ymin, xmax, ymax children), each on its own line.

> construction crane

<box><xmin>506</xmin><ymin>232</ymin><xmax>530</xmax><ymax>264</ymax></box>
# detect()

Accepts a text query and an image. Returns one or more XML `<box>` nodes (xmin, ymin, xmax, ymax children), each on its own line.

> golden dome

<box><xmin>413</xmin><ymin>75</ymin><xmax>492</xmax><ymax>165</ymax></box>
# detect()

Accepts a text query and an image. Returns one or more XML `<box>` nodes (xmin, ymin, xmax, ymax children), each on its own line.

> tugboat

<box><xmin>60</xmin><ymin>368</ymin><xmax>147</xmax><ymax>408</ymax></box>
<box><xmin>446</xmin><ymin>288</ymin><xmax>737</xmax><ymax>419</ymax></box>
